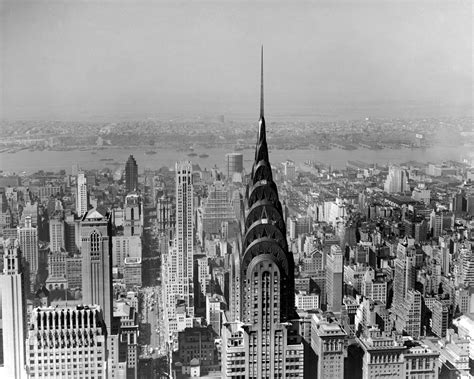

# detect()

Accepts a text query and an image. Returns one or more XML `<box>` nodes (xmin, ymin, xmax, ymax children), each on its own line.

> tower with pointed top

<box><xmin>222</xmin><ymin>47</ymin><xmax>304</xmax><ymax>379</ymax></box>
<box><xmin>81</xmin><ymin>208</ymin><xmax>113</xmax><ymax>334</ymax></box>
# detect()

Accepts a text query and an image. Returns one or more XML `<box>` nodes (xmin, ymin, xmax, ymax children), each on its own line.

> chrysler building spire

<box><xmin>254</xmin><ymin>46</ymin><xmax>270</xmax><ymax>169</ymax></box>
<box><xmin>260</xmin><ymin>45</ymin><xmax>264</xmax><ymax>120</ymax></box>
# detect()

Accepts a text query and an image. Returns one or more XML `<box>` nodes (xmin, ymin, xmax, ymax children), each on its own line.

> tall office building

<box><xmin>459</xmin><ymin>244</ymin><xmax>474</xmax><ymax>287</ymax></box>
<box><xmin>392</xmin><ymin>243</ymin><xmax>417</xmax><ymax>310</ymax></box>
<box><xmin>162</xmin><ymin>161</ymin><xmax>195</xmax><ymax>347</ymax></box>
<box><xmin>359</xmin><ymin>327</ymin><xmax>406</xmax><ymax>379</ymax></box>
<box><xmin>76</xmin><ymin>172</ymin><xmax>88</xmax><ymax>217</ymax></box>
<box><xmin>114</xmin><ymin>300</ymin><xmax>139</xmax><ymax>379</ymax></box>
<box><xmin>18</xmin><ymin>215</ymin><xmax>38</xmax><ymax>292</ymax></box>
<box><xmin>49</xmin><ymin>217</ymin><xmax>65</xmax><ymax>252</ymax></box>
<box><xmin>384</xmin><ymin>166</ymin><xmax>409</xmax><ymax>193</ymax></box>
<box><xmin>174</xmin><ymin>161</ymin><xmax>194</xmax><ymax>312</ymax></box>
<box><xmin>431</xmin><ymin>298</ymin><xmax>449</xmax><ymax>338</ymax></box>
<box><xmin>125</xmin><ymin>155</ymin><xmax>139</xmax><ymax>193</ymax></box>
<box><xmin>123</xmin><ymin>193</ymin><xmax>143</xmax><ymax>237</ymax></box>
<box><xmin>123</xmin><ymin>257</ymin><xmax>142</xmax><ymax>288</ymax></box>
<box><xmin>111</xmin><ymin>235</ymin><xmax>142</xmax><ymax>274</ymax></box>
<box><xmin>0</xmin><ymin>239</ymin><xmax>27</xmax><ymax>379</ymax></box>
<box><xmin>201</xmin><ymin>180</ymin><xmax>236</xmax><ymax>236</ymax></box>
<box><xmin>66</xmin><ymin>255</ymin><xmax>83</xmax><ymax>289</ymax></box>
<box><xmin>225</xmin><ymin>152</ymin><xmax>244</xmax><ymax>179</ymax></box>
<box><xmin>222</xmin><ymin>48</ymin><xmax>304</xmax><ymax>379</ymax></box>
<box><xmin>196</xmin><ymin>255</ymin><xmax>211</xmax><ymax>309</ymax></box>
<box><xmin>311</xmin><ymin>313</ymin><xmax>347</xmax><ymax>379</ymax></box>
<box><xmin>394</xmin><ymin>289</ymin><xmax>422</xmax><ymax>339</ymax></box>
<box><xmin>65</xmin><ymin>214</ymin><xmax>79</xmax><ymax>254</ymax></box>
<box><xmin>282</xmin><ymin>160</ymin><xmax>296</xmax><ymax>181</ymax></box>
<box><xmin>26</xmin><ymin>305</ymin><xmax>107</xmax><ymax>379</ymax></box>
<box><xmin>20</xmin><ymin>201</ymin><xmax>38</xmax><ymax>226</ymax></box>
<box><xmin>326</xmin><ymin>244</ymin><xmax>344</xmax><ymax>313</ymax></box>
<box><xmin>81</xmin><ymin>208</ymin><xmax>113</xmax><ymax>333</ymax></box>
<box><xmin>157</xmin><ymin>193</ymin><xmax>175</xmax><ymax>233</ymax></box>
<box><xmin>46</xmin><ymin>250</ymin><xmax>68</xmax><ymax>290</ymax></box>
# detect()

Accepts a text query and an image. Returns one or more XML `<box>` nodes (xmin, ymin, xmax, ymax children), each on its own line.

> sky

<box><xmin>0</xmin><ymin>0</ymin><xmax>472</xmax><ymax>121</ymax></box>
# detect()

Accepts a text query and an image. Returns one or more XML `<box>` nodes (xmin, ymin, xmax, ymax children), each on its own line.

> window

<box><xmin>90</xmin><ymin>231</ymin><xmax>101</xmax><ymax>258</ymax></box>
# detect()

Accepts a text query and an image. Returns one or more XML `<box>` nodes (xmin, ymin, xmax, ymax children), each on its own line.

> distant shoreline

<box><xmin>0</xmin><ymin>145</ymin><xmax>469</xmax><ymax>175</ymax></box>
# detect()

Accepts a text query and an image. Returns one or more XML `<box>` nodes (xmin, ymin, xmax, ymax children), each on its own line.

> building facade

<box><xmin>125</xmin><ymin>155</ymin><xmax>138</xmax><ymax>193</ymax></box>
<box><xmin>123</xmin><ymin>193</ymin><xmax>143</xmax><ymax>237</ymax></box>
<box><xmin>0</xmin><ymin>239</ymin><xmax>27</xmax><ymax>379</ymax></box>
<box><xmin>81</xmin><ymin>208</ymin><xmax>113</xmax><ymax>333</ymax></box>
<box><xmin>18</xmin><ymin>215</ymin><xmax>38</xmax><ymax>291</ymax></box>
<box><xmin>225</xmin><ymin>152</ymin><xmax>244</xmax><ymax>180</ymax></box>
<box><xmin>222</xmin><ymin>50</ymin><xmax>304</xmax><ymax>378</ymax></box>
<box><xmin>49</xmin><ymin>217</ymin><xmax>65</xmax><ymax>252</ymax></box>
<box><xmin>201</xmin><ymin>181</ymin><xmax>235</xmax><ymax>236</ymax></box>
<box><xmin>359</xmin><ymin>328</ymin><xmax>406</xmax><ymax>379</ymax></box>
<box><xmin>26</xmin><ymin>305</ymin><xmax>107</xmax><ymax>379</ymax></box>
<box><xmin>326</xmin><ymin>245</ymin><xmax>343</xmax><ymax>313</ymax></box>
<box><xmin>162</xmin><ymin>161</ymin><xmax>196</xmax><ymax>347</ymax></box>
<box><xmin>76</xmin><ymin>172</ymin><xmax>88</xmax><ymax>218</ymax></box>
<box><xmin>311</xmin><ymin>313</ymin><xmax>347</xmax><ymax>379</ymax></box>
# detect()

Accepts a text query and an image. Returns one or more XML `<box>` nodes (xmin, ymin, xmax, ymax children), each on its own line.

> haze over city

<box><xmin>1</xmin><ymin>2</ymin><xmax>474</xmax><ymax>379</ymax></box>
<box><xmin>1</xmin><ymin>0</ymin><xmax>472</xmax><ymax>121</ymax></box>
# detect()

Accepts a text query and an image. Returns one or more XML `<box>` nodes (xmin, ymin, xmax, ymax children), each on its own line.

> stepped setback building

<box><xmin>81</xmin><ymin>208</ymin><xmax>113</xmax><ymax>333</ymax></box>
<box><xmin>222</xmin><ymin>47</ymin><xmax>304</xmax><ymax>379</ymax></box>
<box><xmin>162</xmin><ymin>161</ymin><xmax>196</xmax><ymax>348</ymax></box>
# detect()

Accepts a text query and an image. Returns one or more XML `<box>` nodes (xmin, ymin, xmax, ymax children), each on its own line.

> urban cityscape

<box><xmin>1</xmin><ymin>1</ymin><xmax>472</xmax><ymax>379</ymax></box>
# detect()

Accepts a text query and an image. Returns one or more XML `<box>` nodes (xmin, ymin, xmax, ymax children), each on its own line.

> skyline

<box><xmin>1</xmin><ymin>0</ymin><xmax>472</xmax><ymax>121</ymax></box>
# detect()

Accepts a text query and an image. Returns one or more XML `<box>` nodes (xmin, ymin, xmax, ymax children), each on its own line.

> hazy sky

<box><xmin>1</xmin><ymin>0</ymin><xmax>472</xmax><ymax>121</ymax></box>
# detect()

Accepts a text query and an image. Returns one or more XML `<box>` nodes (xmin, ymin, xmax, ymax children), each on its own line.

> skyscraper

<box><xmin>123</xmin><ymin>193</ymin><xmax>143</xmax><ymax>237</ymax></box>
<box><xmin>222</xmin><ymin>47</ymin><xmax>304</xmax><ymax>379</ymax></box>
<box><xmin>392</xmin><ymin>255</ymin><xmax>416</xmax><ymax>310</ymax></box>
<box><xmin>175</xmin><ymin>161</ymin><xmax>194</xmax><ymax>313</ymax></box>
<box><xmin>81</xmin><ymin>208</ymin><xmax>113</xmax><ymax>333</ymax></box>
<box><xmin>326</xmin><ymin>244</ymin><xmax>344</xmax><ymax>313</ymax></box>
<box><xmin>49</xmin><ymin>217</ymin><xmax>65</xmax><ymax>252</ymax></box>
<box><xmin>125</xmin><ymin>155</ymin><xmax>138</xmax><ymax>193</ymax></box>
<box><xmin>65</xmin><ymin>214</ymin><xmax>79</xmax><ymax>254</ymax></box>
<box><xmin>359</xmin><ymin>327</ymin><xmax>406</xmax><ymax>379</ymax></box>
<box><xmin>225</xmin><ymin>152</ymin><xmax>244</xmax><ymax>179</ymax></box>
<box><xmin>26</xmin><ymin>305</ymin><xmax>107</xmax><ymax>378</ymax></box>
<box><xmin>384</xmin><ymin>166</ymin><xmax>409</xmax><ymax>193</ymax></box>
<box><xmin>311</xmin><ymin>313</ymin><xmax>347</xmax><ymax>379</ymax></box>
<box><xmin>394</xmin><ymin>289</ymin><xmax>422</xmax><ymax>338</ymax></box>
<box><xmin>162</xmin><ymin>161</ymin><xmax>195</xmax><ymax>347</ymax></box>
<box><xmin>157</xmin><ymin>193</ymin><xmax>175</xmax><ymax>236</ymax></box>
<box><xmin>282</xmin><ymin>160</ymin><xmax>296</xmax><ymax>181</ymax></box>
<box><xmin>0</xmin><ymin>239</ymin><xmax>27</xmax><ymax>379</ymax></box>
<box><xmin>18</xmin><ymin>215</ymin><xmax>38</xmax><ymax>292</ymax></box>
<box><xmin>76</xmin><ymin>172</ymin><xmax>88</xmax><ymax>217</ymax></box>
<box><xmin>201</xmin><ymin>180</ymin><xmax>236</xmax><ymax>236</ymax></box>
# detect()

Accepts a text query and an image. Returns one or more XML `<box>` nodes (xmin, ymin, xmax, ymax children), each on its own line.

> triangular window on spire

<box><xmin>261</xmin><ymin>206</ymin><xmax>268</xmax><ymax>221</ymax></box>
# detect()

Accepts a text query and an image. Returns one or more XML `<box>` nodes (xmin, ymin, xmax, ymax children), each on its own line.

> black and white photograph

<box><xmin>0</xmin><ymin>0</ymin><xmax>472</xmax><ymax>378</ymax></box>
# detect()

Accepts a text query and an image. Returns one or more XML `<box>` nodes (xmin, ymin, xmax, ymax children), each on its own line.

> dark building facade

<box><xmin>125</xmin><ymin>155</ymin><xmax>138</xmax><ymax>193</ymax></box>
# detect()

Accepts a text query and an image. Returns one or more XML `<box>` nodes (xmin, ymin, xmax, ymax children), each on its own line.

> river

<box><xmin>0</xmin><ymin>145</ymin><xmax>470</xmax><ymax>174</ymax></box>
